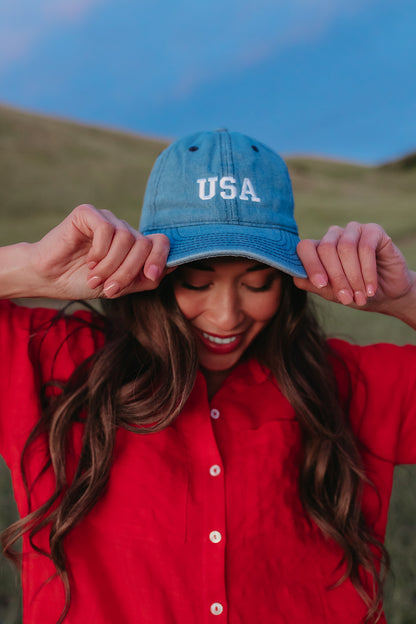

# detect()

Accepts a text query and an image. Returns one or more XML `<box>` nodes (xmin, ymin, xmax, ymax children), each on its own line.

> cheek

<box><xmin>246</xmin><ymin>289</ymin><xmax>282</xmax><ymax>323</ymax></box>
<box><xmin>173</xmin><ymin>290</ymin><xmax>201</xmax><ymax>320</ymax></box>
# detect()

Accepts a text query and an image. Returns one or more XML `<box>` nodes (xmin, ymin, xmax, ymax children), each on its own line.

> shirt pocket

<box><xmin>228</xmin><ymin>418</ymin><xmax>307</xmax><ymax>538</ymax></box>
<box><xmin>86</xmin><ymin>427</ymin><xmax>189</xmax><ymax>544</ymax></box>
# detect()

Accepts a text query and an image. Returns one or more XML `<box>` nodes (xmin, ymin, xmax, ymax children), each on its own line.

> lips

<box><xmin>195</xmin><ymin>329</ymin><xmax>245</xmax><ymax>354</ymax></box>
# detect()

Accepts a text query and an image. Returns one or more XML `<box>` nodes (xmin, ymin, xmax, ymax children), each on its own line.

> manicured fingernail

<box><xmin>366</xmin><ymin>284</ymin><xmax>375</xmax><ymax>297</ymax></box>
<box><xmin>354</xmin><ymin>290</ymin><xmax>367</xmax><ymax>306</ymax></box>
<box><xmin>103</xmin><ymin>282</ymin><xmax>120</xmax><ymax>297</ymax></box>
<box><xmin>88</xmin><ymin>275</ymin><xmax>102</xmax><ymax>288</ymax></box>
<box><xmin>312</xmin><ymin>274</ymin><xmax>328</xmax><ymax>288</ymax></box>
<box><xmin>337</xmin><ymin>289</ymin><xmax>353</xmax><ymax>305</ymax></box>
<box><xmin>145</xmin><ymin>264</ymin><xmax>160</xmax><ymax>281</ymax></box>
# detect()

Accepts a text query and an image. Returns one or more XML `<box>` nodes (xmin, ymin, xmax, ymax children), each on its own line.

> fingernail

<box><xmin>88</xmin><ymin>275</ymin><xmax>102</xmax><ymax>288</ymax></box>
<box><xmin>354</xmin><ymin>290</ymin><xmax>367</xmax><ymax>306</ymax></box>
<box><xmin>145</xmin><ymin>264</ymin><xmax>160</xmax><ymax>281</ymax></box>
<box><xmin>337</xmin><ymin>289</ymin><xmax>353</xmax><ymax>305</ymax></box>
<box><xmin>366</xmin><ymin>284</ymin><xmax>375</xmax><ymax>297</ymax></box>
<box><xmin>312</xmin><ymin>274</ymin><xmax>328</xmax><ymax>289</ymax></box>
<box><xmin>103</xmin><ymin>282</ymin><xmax>120</xmax><ymax>297</ymax></box>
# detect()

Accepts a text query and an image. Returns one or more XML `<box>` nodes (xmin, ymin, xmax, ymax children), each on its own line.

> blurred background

<box><xmin>0</xmin><ymin>1</ymin><xmax>415</xmax><ymax>622</ymax></box>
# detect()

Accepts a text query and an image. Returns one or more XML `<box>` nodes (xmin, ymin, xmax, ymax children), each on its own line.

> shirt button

<box><xmin>209</xmin><ymin>464</ymin><xmax>221</xmax><ymax>477</ymax></box>
<box><xmin>210</xmin><ymin>408</ymin><xmax>220</xmax><ymax>419</ymax></box>
<box><xmin>210</xmin><ymin>602</ymin><xmax>224</xmax><ymax>615</ymax></box>
<box><xmin>209</xmin><ymin>530</ymin><xmax>222</xmax><ymax>543</ymax></box>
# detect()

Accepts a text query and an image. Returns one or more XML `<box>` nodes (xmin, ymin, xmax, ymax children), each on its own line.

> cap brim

<box><xmin>159</xmin><ymin>224</ymin><xmax>307</xmax><ymax>278</ymax></box>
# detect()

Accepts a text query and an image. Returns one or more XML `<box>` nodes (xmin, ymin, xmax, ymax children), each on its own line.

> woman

<box><xmin>1</xmin><ymin>130</ymin><xmax>415</xmax><ymax>624</ymax></box>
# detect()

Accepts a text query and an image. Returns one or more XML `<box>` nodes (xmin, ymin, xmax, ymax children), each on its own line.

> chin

<box><xmin>198</xmin><ymin>353</ymin><xmax>242</xmax><ymax>372</ymax></box>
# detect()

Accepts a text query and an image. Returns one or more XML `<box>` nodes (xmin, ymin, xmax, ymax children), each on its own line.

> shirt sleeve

<box><xmin>329</xmin><ymin>338</ymin><xmax>416</xmax><ymax>465</ymax></box>
<box><xmin>0</xmin><ymin>300</ymin><xmax>103</xmax><ymax>469</ymax></box>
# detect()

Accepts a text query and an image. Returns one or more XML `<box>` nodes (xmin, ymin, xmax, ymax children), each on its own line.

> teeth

<box><xmin>202</xmin><ymin>332</ymin><xmax>238</xmax><ymax>345</ymax></box>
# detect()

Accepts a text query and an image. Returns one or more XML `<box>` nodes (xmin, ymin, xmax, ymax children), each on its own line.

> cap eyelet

<box><xmin>189</xmin><ymin>146</ymin><xmax>199</xmax><ymax>152</ymax></box>
<box><xmin>251</xmin><ymin>145</ymin><xmax>259</xmax><ymax>152</ymax></box>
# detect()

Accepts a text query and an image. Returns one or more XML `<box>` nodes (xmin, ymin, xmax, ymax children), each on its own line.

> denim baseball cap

<box><xmin>140</xmin><ymin>129</ymin><xmax>307</xmax><ymax>278</ymax></box>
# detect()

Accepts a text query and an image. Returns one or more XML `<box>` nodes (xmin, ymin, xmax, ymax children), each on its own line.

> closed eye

<box><xmin>180</xmin><ymin>282</ymin><xmax>210</xmax><ymax>291</ymax></box>
<box><xmin>244</xmin><ymin>275</ymin><xmax>278</xmax><ymax>292</ymax></box>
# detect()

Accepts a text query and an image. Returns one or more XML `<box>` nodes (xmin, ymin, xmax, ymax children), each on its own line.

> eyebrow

<box><xmin>187</xmin><ymin>261</ymin><xmax>271</xmax><ymax>273</ymax></box>
<box><xmin>246</xmin><ymin>263</ymin><xmax>271</xmax><ymax>273</ymax></box>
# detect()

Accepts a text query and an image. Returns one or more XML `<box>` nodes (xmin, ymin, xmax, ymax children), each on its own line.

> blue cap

<box><xmin>140</xmin><ymin>129</ymin><xmax>307</xmax><ymax>278</ymax></box>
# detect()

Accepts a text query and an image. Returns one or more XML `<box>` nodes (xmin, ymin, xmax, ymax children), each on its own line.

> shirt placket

<box><xmin>204</xmin><ymin>404</ymin><xmax>227</xmax><ymax>621</ymax></box>
<box><xmin>181</xmin><ymin>382</ymin><xmax>228</xmax><ymax>623</ymax></box>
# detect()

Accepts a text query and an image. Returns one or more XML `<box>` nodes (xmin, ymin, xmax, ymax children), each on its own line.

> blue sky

<box><xmin>0</xmin><ymin>0</ymin><xmax>415</xmax><ymax>163</ymax></box>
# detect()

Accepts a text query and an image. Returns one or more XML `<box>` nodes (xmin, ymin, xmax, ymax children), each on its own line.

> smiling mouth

<box><xmin>201</xmin><ymin>332</ymin><xmax>238</xmax><ymax>345</ymax></box>
<box><xmin>196</xmin><ymin>329</ymin><xmax>245</xmax><ymax>355</ymax></box>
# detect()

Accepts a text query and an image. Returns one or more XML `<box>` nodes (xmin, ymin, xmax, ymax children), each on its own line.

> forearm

<box><xmin>0</xmin><ymin>243</ymin><xmax>47</xmax><ymax>299</ymax></box>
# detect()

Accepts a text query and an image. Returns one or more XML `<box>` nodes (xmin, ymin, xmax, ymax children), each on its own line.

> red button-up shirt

<box><xmin>0</xmin><ymin>301</ymin><xmax>415</xmax><ymax>623</ymax></box>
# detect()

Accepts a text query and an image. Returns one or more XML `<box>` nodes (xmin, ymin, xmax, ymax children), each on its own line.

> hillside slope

<box><xmin>0</xmin><ymin>104</ymin><xmax>168</xmax><ymax>244</ymax></box>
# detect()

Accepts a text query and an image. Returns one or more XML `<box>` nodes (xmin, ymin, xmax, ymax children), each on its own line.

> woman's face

<box><xmin>172</xmin><ymin>258</ymin><xmax>283</xmax><ymax>374</ymax></box>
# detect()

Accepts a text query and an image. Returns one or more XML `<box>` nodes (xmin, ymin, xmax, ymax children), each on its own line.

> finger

<box><xmin>87</xmin><ymin>227</ymin><xmax>140</xmax><ymax>289</ymax></box>
<box><xmin>101</xmin><ymin>234</ymin><xmax>169</xmax><ymax>297</ymax></box>
<box><xmin>102</xmin><ymin>234</ymin><xmax>171</xmax><ymax>297</ymax></box>
<box><xmin>357</xmin><ymin>224</ymin><xmax>386</xmax><ymax>297</ymax></box>
<box><xmin>71</xmin><ymin>205</ymin><xmax>116</xmax><ymax>267</ymax></box>
<box><xmin>315</xmin><ymin>226</ymin><xmax>355</xmax><ymax>305</ymax></box>
<box><xmin>336</xmin><ymin>223</ymin><xmax>368</xmax><ymax>306</ymax></box>
<box><xmin>98</xmin><ymin>234</ymin><xmax>154</xmax><ymax>297</ymax></box>
<box><xmin>142</xmin><ymin>234</ymin><xmax>171</xmax><ymax>281</ymax></box>
<box><xmin>296</xmin><ymin>239</ymin><xmax>329</xmax><ymax>289</ymax></box>
<box><xmin>87</xmin><ymin>215</ymin><xmax>138</xmax><ymax>269</ymax></box>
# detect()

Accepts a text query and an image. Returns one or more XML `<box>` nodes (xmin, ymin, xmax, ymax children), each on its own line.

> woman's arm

<box><xmin>0</xmin><ymin>204</ymin><xmax>170</xmax><ymax>300</ymax></box>
<box><xmin>295</xmin><ymin>222</ymin><xmax>416</xmax><ymax>330</ymax></box>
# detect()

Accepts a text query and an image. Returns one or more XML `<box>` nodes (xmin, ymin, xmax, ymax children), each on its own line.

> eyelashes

<box><xmin>245</xmin><ymin>275</ymin><xmax>277</xmax><ymax>292</ymax></box>
<box><xmin>245</xmin><ymin>282</ymin><xmax>273</xmax><ymax>293</ymax></box>
<box><xmin>180</xmin><ymin>274</ymin><xmax>277</xmax><ymax>293</ymax></box>
<box><xmin>180</xmin><ymin>282</ymin><xmax>210</xmax><ymax>291</ymax></box>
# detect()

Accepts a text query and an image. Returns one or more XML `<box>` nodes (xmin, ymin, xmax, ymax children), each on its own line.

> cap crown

<box><xmin>139</xmin><ymin>129</ymin><xmax>306</xmax><ymax>277</ymax></box>
<box><xmin>140</xmin><ymin>130</ymin><xmax>298</xmax><ymax>235</ymax></box>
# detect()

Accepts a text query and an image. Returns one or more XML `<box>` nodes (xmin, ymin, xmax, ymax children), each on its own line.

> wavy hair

<box><xmin>1</xmin><ymin>274</ymin><xmax>388</xmax><ymax>622</ymax></box>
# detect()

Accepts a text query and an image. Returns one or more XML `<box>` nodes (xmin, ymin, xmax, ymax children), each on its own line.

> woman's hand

<box><xmin>3</xmin><ymin>204</ymin><xmax>171</xmax><ymax>300</ymax></box>
<box><xmin>294</xmin><ymin>222</ymin><xmax>415</xmax><ymax>317</ymax></box>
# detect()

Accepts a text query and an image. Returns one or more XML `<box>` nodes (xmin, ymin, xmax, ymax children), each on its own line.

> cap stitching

<box><xmin>150</xmin><ymin>148</ymin><xmax>171</xmax><ymax>224</ymax></box>
<box><xmin>142</xmin><ymin>222</ymin><xmax>299</xmax><ymax>234</ymax></box>
<box><xmin>225</xmin><ymin>131</ymin><xmax>239</xmax><ymax>222</ymax></box>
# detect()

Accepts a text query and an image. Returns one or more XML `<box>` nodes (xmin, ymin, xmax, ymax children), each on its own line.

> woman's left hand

<box><xmin>294</xmin><ymin>222</ymin><xmax>415</xmax><ymax>313</ymax></box>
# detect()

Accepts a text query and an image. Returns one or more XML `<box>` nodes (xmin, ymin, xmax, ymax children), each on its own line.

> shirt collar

<box><xmin>195</xmin><ymin>357</ymin><xmax>271</xmax><ymax>391</ymax></box>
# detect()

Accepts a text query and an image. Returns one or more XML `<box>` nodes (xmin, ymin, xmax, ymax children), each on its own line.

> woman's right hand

<box><xmin>1</xmin><ymin>204</ymin><xmax>171</xmax><ymax>300</ymax></box>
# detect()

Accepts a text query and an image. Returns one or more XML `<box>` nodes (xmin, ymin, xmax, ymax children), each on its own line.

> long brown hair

<box><xmin>1</xmin><ymin>274</ymin><xmax>388</xmax><ymax>622</ymax></box>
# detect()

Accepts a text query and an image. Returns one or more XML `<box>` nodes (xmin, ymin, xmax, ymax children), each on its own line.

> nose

<box><xmin>205</xmin><ymin>285</ymin><xmax>245</xmax><ymax>331</ymax></box>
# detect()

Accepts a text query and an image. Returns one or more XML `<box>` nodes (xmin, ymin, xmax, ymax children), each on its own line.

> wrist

<box><xmin>378</xmin><ymin>271</ymin><xmax>416</xmax><ymax>330</ymax></box>
<box><xmin>0</xmin><ymin>242</ymin><xmax>45</xmax><ymax>299</ymax></box>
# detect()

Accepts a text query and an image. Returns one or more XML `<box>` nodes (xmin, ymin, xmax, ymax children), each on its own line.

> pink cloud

<box><xmin>44</xmin><ymin>0</ymin><xmax>106</xmax><ymax>21</ymax></box>
<box><xmin>0</xmin><ymin>0</ymin><xmax>106</xmax><ymax>72</ymax></box>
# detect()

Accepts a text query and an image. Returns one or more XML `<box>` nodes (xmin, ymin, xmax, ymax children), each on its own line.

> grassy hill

<box><xmin>0</xmin><ymin>104</ymin><xmax>415</xmax><ymax>623</ymax></box>
<box><xmin>0</xmin><ymin>103</ymin><xmax>168</xmax><ymax>244</ymax></box>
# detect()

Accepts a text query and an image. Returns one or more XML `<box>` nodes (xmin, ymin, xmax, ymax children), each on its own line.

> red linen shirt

<box><xmin>0</xmin><ymin>300</ymin><xmax>416</xmax><ymax>623</ymax></box>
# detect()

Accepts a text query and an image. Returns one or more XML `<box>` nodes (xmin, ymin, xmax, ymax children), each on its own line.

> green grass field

<box><xmin>0</xmin><ymin>104</ymin><xmax>415</xmax><ymax>623</ymax></box>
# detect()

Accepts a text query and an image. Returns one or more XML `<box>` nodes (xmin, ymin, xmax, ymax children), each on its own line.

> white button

<box><xmin>210</xmin><ymin>602</ymin><xmax>224</xmax><ymax>615</ymax></box>
<box><xmin>210</xmin><ymin>408</ymin><xmax>220</xmax><ymax>419</ymax></box>
<box><xmin>209</xmin><ymin>530</ymin><xmax>222</xmax><ymax>543</ymax></box>
<box><xmin>209</xmin><ymin>464</ymin><xmax>221</xmax><ymax>477</ymax></box>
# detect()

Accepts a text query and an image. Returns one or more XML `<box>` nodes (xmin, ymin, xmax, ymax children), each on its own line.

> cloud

<box><xmin>0</xmin><ymin>0</ymin><xmax>106</xmax><ymax>71</ymax></box>
<box><xmin>0</xmin><ymin>0</ymin><xmax>379</xmax><ymax>104</ymax></box>
<box><xmin>43</xmin><ymin>0</ymin><xmax>106</xmax><ymax>21</ymax></box>
<box><xmin>166</xmin><ymin>0</ymin><xmax>378</xmax><ymax>101</ymax></box>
